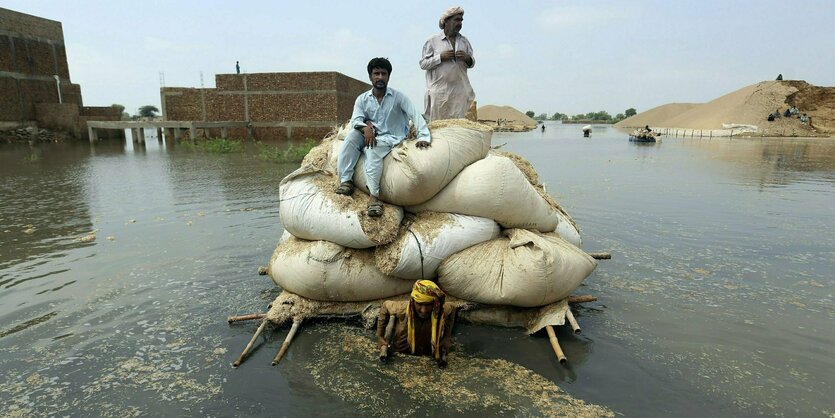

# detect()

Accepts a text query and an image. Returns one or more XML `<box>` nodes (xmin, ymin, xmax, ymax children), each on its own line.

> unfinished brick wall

<box><xmin>162</xmin><ymin>71</ymin><xmax>370</xmax><ymax>140</ymax></box>
<box><xmin>0</xmin><ymin>8</ymin><xmax>64</xmax><ymax>41</ymax></box>
<box><xmin>0</xmin><ymin>78</ymin><xmax>21</xmax><ymax>120</ymax></box>
<box><xmin>1</xmin><ymin>7</ymin><xmax>110</xmax><ymax>138</ymax></box>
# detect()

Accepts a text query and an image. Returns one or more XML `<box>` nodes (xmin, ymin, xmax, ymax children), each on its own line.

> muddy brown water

<box><xmin>1</xmin><ymin>124</ymin><xmax>833</xmax><ymax>417</ymax></box>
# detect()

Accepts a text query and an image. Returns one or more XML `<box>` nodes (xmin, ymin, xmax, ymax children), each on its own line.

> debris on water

<box><xmin>305</xmin><ymin>325</ymin><xmax>614</xmax><ymax>417</ymax></box>
<box><xmin>76</xmin><ymin>232</ymin><xmax>96</xmax><ymax>242</ymax></box>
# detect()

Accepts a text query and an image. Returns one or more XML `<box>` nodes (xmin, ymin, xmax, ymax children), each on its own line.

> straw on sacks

<box><xmin>326</xmin><ymin>119</ymin><xmax>493</xmax><ymax>206</ymax></box>
<box><xmin>268</xmin><ymin>235</ymin><xmax>414</xmax><ymax>302</ymax></box>
<box><xmin>438</xmin><ymin>229</ymin><xmax>597</xmax><ymax>307</ymax></box>
<box><xmin>406</xmin><ymin>152</ymin><xmax>582</xmax><ymax>246</ymax></box>
<box><xmin>374</xmin><ymin>212</ymin><xmax>501</xmax><ymax>280</ymax></box>
<box><xmin>278</xmin><ymin>164</ymin><xmax>403</xmax><ymax>249</ymax></box>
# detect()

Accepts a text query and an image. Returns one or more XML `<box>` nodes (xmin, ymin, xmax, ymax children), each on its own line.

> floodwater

<box><xmin>1</xmin><ymin>124</ymin><xmax>833</xmax><ymax>417</ymax></box>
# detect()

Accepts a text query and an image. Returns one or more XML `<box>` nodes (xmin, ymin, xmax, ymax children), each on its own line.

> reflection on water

<box><xmin>1</xmin><ymin>127</ymin><xmax>833</xmax><ymax>417</ymax></box>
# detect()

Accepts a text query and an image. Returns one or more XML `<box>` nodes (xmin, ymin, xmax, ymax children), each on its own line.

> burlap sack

<box><xmin>278</xmin><ymin>165</ymin><xmax>402</xmax><ymax>248</ymax></box>
<box><xmin>268</xmin><ymin>236</ymin><xmax>414</xmax><ymax>302</ymax></box>
<box><xmin>375</xmin><ymin>212</ymin><xmax>500</xmax><ymax>280</ymax></box>
<box><xmin>438</xmin><ymin>229</ymin><xmax>596</xmax><ymax>307</ymax></box>
<box><xmin>328</xmin><ymin>119</ymin><xmax>492</xmax><ymax>206</ymax></box>
<box><xmin>407</xmin><ymin>153</ymin><xmax>573</xmax><ymax>236</ymax></box>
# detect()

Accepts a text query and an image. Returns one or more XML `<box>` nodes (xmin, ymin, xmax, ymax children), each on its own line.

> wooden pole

<box><xmin>233</xmin><ymin>318</ymin><xmax>268</xmax><ymax>367</ymax></box>
<box><xmin>379</xmin><ymin>316</ymin><xmax>396</xmax><ymax>361</ymax></box>
<box><xmin>567</xmin><ymin>295</ymin><xmax>597</xmax><ymax>304</ymax></box>
<box><xmin>272</xmin><ymin>319</ymin><xmax>301</xmax><ymax>365</ymax></box>
<box><xmin>588</xmin><ymin>252</ymin><xmax>611</xmax><ymax>260</ymax></box>
<box><xmin>228</xmin><ymin>313</ymin><xmax>266</xmax><ymax>323</ymax></box>
<box><xmin>545</xmin><ymin>325</ymin><xmax>567</xmax><ymax>364</ymax></box>
<box><xmin>565</xmin><ymin>309</ymin><xmax>581</xmax><ymax>334</ymax></box>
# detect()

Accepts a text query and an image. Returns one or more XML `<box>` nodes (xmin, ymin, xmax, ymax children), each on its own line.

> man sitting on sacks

<box><xmin>335</xmin><ymin>57</ymin><xmax>432</xmax><ymax>217</ymax></box>
<box><xmin>377</xmin><ymin>280</ymin><xmax>454</xmax><ymax>368</ymax></box>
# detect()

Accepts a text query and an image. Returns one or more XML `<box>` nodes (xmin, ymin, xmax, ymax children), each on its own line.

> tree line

<box><xmin>525</xmin><ymin>108</ymin><xmax>637</xmax><ymax>123</ymax></box>
<box><xmin>110</xmin><ymin>104</ymin><xmax>160</xmax><ymax>120</ymax></box>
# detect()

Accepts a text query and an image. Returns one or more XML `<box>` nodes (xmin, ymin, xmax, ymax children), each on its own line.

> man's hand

<box><xmin>363</xmin><ymin>124</ymin><xmax>377</xmax><ymax>148</ymax></box>
<box><xmin>416</xmin><ymin>141</ymin><xmax>431</xmax><ymax>149</ymax></box>
<box><xmin>455</xmin><ymin>51</ymin><xmax>472</xmax><ymax>66</ymax></box>
<box><xmin>440</xmin><ymin>50</ymin><xmax>455</xmax><ymax>61</ymax></box>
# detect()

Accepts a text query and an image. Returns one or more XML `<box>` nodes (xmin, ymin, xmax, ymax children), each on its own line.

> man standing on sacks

<box><xmin>336</xmin><ymin>57</ymin><xmax>432</xmax><ymax>217</ymax></box>
<box><xmin>420</xmin><ymin>6</ymin><xmax>475</xmax><ymax>121</ymax></box>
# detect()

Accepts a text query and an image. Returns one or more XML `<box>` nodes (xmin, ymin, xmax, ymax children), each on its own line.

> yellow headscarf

<box><xmin>406</xmin><ymin>280</ymin><xmax>446</xmax><ymax>359</ymax></box>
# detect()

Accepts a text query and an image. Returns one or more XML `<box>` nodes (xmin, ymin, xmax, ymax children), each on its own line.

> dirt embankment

<box><xmin>478</xmin><ymin>105</ymin><xmax>537</xmax><ymax>131</ymax></box>
<box><xmin>615</xmin><ymin>80</ymin><xmax>835</xmax><ymax>136</ymax></box>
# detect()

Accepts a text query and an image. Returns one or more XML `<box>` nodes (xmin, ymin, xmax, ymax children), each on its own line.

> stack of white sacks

<box><xmin>269</xmin><ymin>119</ymin><xmax>597</xmax><ymax>307</ymax></box>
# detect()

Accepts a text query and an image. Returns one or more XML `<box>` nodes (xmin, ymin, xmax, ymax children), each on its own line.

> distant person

<box><xmin>541</xmin><ymin>124</ymin><xmax>545</xmax><ymax>132</ymax></box>
<box><xmin>767</xmin><ymin>113</ymin><xmax>775</xmax><ymax>122</ymax></box>
<box><xmin>774</xmin><ymin>109</ymin><xmax>782</xmax><ymax>119</ymax></box>
<box><xmin>420</xmin><ymin>6</ymin><xmax>475</xmax><ymax>121</ymax></box>
<box><xmin>783</xmin><ymin>109</ymin><xmax>791</xmax><ymax>118</ymax></box>
<box><xmin>776</xmin><ymin>74</ymin><xmax>783</xmax><ymax>81</ymax></box>
<box><xmin>377</xmin><ymin>280</ymin><xmax>455</xmax><ymax>368</ymax></box>
<box><xmin>644</xmin><ymin>125</ymin><xmax>652</xmax><ymax>132</ymax></box>
<box><xmin>789</xmin><ymin>106</ymin><xmax>799</xmax><ymax>116</ymax></box>
<box><xmin>800</xmin><ymin>113</ymin><xmax>809</xmax><ymax>125</ymax></box>
<box><xmin>336</xmin><ymin>57</ymin><xmax>431</xmax><ymax>218</ymax></box>
<box><xmin>236</xmin><ymin>61</ymin><xmax>240</xmax><ymax>74</ymax></box>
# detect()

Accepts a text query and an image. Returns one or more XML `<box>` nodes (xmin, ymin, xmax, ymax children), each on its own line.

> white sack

<box><xmin>407</xmin><ymin>154</ymin><xmax>580</xmax><ymax>244</ymax></box>
<box><xmin>438</xmin><ymin>229</ymin><xmax>597</xmax><ymax>307</ymax></box>
<box><xmin>268</xmin><ymin>236</ymin><xmax>414</xmax><ymax>302</ymax></box>
<box><xmin>375</xmin><ymin>212</ymin><xmax>500</xmax><ymax>280</ymax></box>
<box><xmin>328</xmin><ymin>119</ymin><xmax>492</xmax><ymax>206</ymax></box>
<box><xmin>278</xmin><ymin>165</ymin><xmax>403</xmax><ymax>248</ymax></box>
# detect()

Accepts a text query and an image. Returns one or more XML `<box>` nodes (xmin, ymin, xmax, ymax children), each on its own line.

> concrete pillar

<box><xmin>130</xmin><ymin>128</ymin><xmax>138</xmax><ymax>142</ymax></box>
<box><xmin>137</xmin><ymin>128</ymin><xmax>146</xmax><ymax>144</ymax></box>
<box><xmin>157</xmin><ymin>127</ymin><xmax>163</xmax><ymax>142</ymax></box>
<box><xmin>88</xmin><ymin>126</ymin><xmax>97</xmax><ymax>142</ymax></box>
<box><xmin>221</xmin><ymin>127</ymin><xmax>228</xmax><ymax>139</ymax></box>
<box><xmin>173</xmin><ymin>128</ymin><xmax>181</xmax><ymax>141</ymax></box>
<box><xmin>189</xmin><ymin>126</ymin><xmax>196</xmax><ymax>141</ymax></box>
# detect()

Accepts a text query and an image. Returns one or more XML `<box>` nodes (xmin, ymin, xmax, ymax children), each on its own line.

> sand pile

<box><xmin>615</xmin><ymin>80</ymin><xmax>835</xmax><ymax>136</ymax></box>
<box><xmin>477</xmin><ymin>105</ymin><xmax>538</xmax><ymax>131</ymax></box>
<box><xmin>613</xmin><ymin>103</ymin><xmax>699</xmax><ymax>129</ymax></box>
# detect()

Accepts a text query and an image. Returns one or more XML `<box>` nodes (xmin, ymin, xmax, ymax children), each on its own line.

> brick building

<box><xmin>161</xmin><ymin>72</ymin><xmax>370</xmax><ymax>141</ymax></box>
<box><xmin>0</xmin><ymin>7</ymin><xmax>121</xmax><ymax>140</ymax></box>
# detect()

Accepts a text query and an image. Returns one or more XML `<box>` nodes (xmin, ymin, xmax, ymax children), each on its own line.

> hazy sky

<box><xmin>7</xmin><ymin>0</ymin><xmax>835</xmax><ymax>117</ymax></box>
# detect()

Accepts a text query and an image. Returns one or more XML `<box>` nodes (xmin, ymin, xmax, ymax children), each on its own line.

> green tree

<box><xmin>615</xmin><ymin>113</ymin><xmax>626</xmax><ymax>121</ymax></box>
<box><xmin>625</xmin><ymin>108</ymin><xmax>637</xmax><ymax>118</ymax></box>
<box><xmin>111</xmin><ymin>103</ymin><xmax>130</xmax><ymax>120</ymax></box>
<box><xmin>138</xmin><ymin>105</ymin><xmax>160</xmax><ymax>118</ymax></box>
<box><xmin>593</xmin><ymin>111</ymin><xmax>612</xmax><ymax>121</ymax></box>
<box><xmin>552</xmin><ymin>112</ymin><xmax>567</xmax><ymax>120</ymax></box>
<box><xmin>535</xmin><ymin>113</ymin><xmax>548</xmax><ymax>121</ymax></box>
<box><xmin>572</xmin><ymin>114</ymin><xmax>585</xmax><ymax>121</ymax></box>
<box><xmin>525</xmin><ymin>110</ymin><xmax>535</xmax><ymax>118</ymax></box>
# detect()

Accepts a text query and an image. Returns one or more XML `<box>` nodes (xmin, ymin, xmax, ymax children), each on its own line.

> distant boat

<box><xmin>629</xmin><ymin>134</ymin><xmax>657</xmax><ymax>143</ymax></box>
<box><xmin>629</xmin><ymin>128</ymin><xmax>658</xmax><ymax>142</ymax></box>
